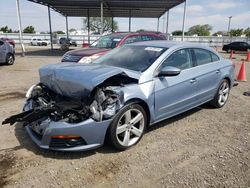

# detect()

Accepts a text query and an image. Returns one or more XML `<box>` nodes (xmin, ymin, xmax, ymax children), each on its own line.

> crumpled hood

<box><xmin>39</xmin><ymin>63</ymin><xmax>139</xmax><ymax>99</ymax></box>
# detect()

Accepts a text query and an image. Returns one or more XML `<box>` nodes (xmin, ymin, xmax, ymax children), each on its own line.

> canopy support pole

<box><xmin>129</xmin><ymin>9</ymin><xmax>131</xmax><ymax>32</ymax></box>
<box><xmin>48</xmin><ymin>6</ymin><xmax>53</xmax><ymax>50</ymax></box>
<box><xmin>166</xmin><ymin>10</ymin><xmax>169</xmax><ymax>35</ymax></box>
<box><xmin>87</xmin><ymin>9</ymin><xmax>90</xmax><ymax>44</ymax></box>
<box><xmin>16</xmin><ymin>0</ymin><xmax>25</xmax><ymax>57</ymax></box>
<box><xmin>182</xmin><ymin>0</ymin><xmax>187</xmax><ymax>41</ymax></box>
<box><xmin>100</xmin><ymin>1</ymin><xmax>104</xmax><ymax>34</ymax></box>
<box><xmin>66</xmin><ymin>16</ymin><xmax>69</xmax><ymax>39</ymax></box>
<box><xmin>157</xmin><ymin>17</ymin><xmax>159</xmax><ymax>32</ymax></box>
<box><xmin>111</xmin><ymin>17</ymin><xmax>114</xmax><ymax>32</ymax></box>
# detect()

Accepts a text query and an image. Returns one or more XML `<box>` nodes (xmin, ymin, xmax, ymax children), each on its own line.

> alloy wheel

<box><xmin>116</xmin><ymin>108</ymin><xmax>145</xmax><ymax>147</ymax></box>
<box><xmin>218</xmin><ymin>81</ymin><xmax>229</xmax><ymax>106</ymax></box>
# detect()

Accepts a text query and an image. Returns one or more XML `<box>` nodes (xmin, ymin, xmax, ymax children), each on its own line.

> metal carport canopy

<box><xmin>27</xmin><ymin>0</ymin><xmax>185</xmax><ymax>18</ymax></box>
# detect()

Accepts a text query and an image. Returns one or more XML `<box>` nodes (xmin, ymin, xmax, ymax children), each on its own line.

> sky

<box><xmin>0</xmin><ymin>0</ymin><xmax>249</xmax><ymax>34</ymax></box>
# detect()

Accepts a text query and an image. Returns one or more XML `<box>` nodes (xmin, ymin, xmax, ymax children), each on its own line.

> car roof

<box><xmin>107</xmin><ymin>32</ymin><xmax>164</xmax><ymax>37</ymax></box>
<box><xmin>128</xmin><ymin>40</ymin><xmax>216</xmax><ymax>50</ymax></box>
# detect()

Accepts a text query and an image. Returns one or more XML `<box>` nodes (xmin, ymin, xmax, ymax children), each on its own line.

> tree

<box><xmin>83</xmin><ymin>17</ymin><xmax>118</xmax><ymax>33</ymax></box>
<box><xmin>136</xmin><ymin>29</ymin><xmax>145</xmax><ymax>32</ymax></box>
<box><xmin>229</xmin><ymin>28</ymin><xmax>243</xmax><ymax>37</ymax></box>
<box><xmin>212</xmin><ymin>31</ymin><xmax>227</xmax><ymax>36</ymax></box>
<box><xmin>69</xmin><ymin>28</ymin><xmax>77</xmax><ymax>33</ymax></box>
<box><xmin>244</xmin><ymin>27</ymin><xmax>250</xmax><ymax>37</ymax></box>
<box><xmin>0</xmin><ymin>26</ymin><xmax>12</xmax><ymax>33</ymax></box>
<box><xmin>55</xmin><ymin>31</ymin><xmax>65</xmax><ymax>34</ymax></box>
<box><xmin>23</xmin><ymin>26</ymin><xmax>35</xmax><ymax>33</ymax></box>
<box><xmin>187</xmin><ymin>24</ymin><xmax>212</xmax><ymax>36</ymax></box>
<box><xmin>172</xmin><ymin>30</ymin><xmax>182</xmax><ymax>36</ymax></box>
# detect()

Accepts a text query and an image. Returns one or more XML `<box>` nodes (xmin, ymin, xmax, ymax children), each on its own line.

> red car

<box><xmin>61</xmin><ymin>32</ymin><xmax>166</xmax><ymax>63</ymax></box>
<box><xmin>0</xmin><ymin>38</ymin><xmax>15</xmax><ymax>48</ymax></box>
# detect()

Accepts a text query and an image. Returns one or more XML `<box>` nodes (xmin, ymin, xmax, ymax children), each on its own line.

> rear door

<box><xmin>192</xmin><ymin>48</ymin><xmax>221</xmax><ymax>103</ymax></box>
<box><xmin>240</xmin><ymin>42</ymin><xmax>249</xmax><ymax>51</ymax></box>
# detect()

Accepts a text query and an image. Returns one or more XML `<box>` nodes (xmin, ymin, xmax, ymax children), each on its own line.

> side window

<box><xmin>141</xmin><ymin>35</ymin><xmax>154</xmax><ymax>41</ymax></box>
<box><xmin>241</xmin><ymin>42</ymin><xmax>248</xmax><ymax>46</ymax></box>
<box><xmin>124</xmin><ymin>35</ymin><xmax>142</xmax><ymax>44</ymax></box>
<box><xmin>193</xmin><ymin>49</ymin><xmax>212</xmax><ymax>66</ymax></box>
<box><xmin>210</xmin><ymin>52</ymin><xmax>220</xmax><ymax>62</ymax></box>
<box><xmin>161</xmin><ymin>49</ymin><xmax>192</xmax><ymax>70</ymax></box>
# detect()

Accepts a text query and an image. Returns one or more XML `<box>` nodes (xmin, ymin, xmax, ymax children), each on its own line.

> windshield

<box><xmin>90</xmin><ymin>35</ymin><xmax>124</xmax><ymax>49</ymax></box>
<box><xmin>93</xmin><ymin>45</ymin><xmax>167</xmax><ymax>72</ymax></box>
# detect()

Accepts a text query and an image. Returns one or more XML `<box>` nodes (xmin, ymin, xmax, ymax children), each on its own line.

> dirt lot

<box><xmin>0</xmin><ymin>46</ymin><xmax>249</xmax><ymax>188</ymax></box>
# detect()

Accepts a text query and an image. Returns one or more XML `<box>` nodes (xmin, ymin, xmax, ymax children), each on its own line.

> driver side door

<box><xmin>154</xmin><ymin>48</ymin><xmax>198</xmax><ymax>121</ymax></box>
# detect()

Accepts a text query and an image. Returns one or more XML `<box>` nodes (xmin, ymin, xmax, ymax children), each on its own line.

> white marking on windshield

<box><xmin>144</xmin><ymin>47</ymin><xmax>163</xmax><ymax>52</ymax></box>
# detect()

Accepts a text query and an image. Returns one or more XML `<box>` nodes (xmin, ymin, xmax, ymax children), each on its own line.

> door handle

<box><xmin>216</xmin><ymin>70</ymin><xmax>220</xmax><ymax>74</ymax></box>
<box><xmin>190</xmin><ymin>78</ymin><xmax>196</xmax><ymax>83</ymax></box>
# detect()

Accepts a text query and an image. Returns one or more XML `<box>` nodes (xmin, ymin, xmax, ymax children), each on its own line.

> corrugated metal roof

<box><xmin>28</xmin><ymin>0</ymin><xmax>185</xmax><ymax>18</ymax></box>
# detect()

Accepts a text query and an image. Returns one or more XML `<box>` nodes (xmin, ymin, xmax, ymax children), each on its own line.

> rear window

<box><xmin>211</xmin><ymin>52</ymin><xmax>220</xmax><ymax>62</ymax></box>
<box><xmin>124</xmin><ymin>35</ymin><xmax>142</xmax><ymax>44</ymax></box>
<box><xmin>141</xmin><ymin>35</ymin><xmax>155</xmax><ymax>41</ymax></box>
<box><xmin>193</xmin><ymin>49</ymin><xmax>212</xmax><ymax>66</ymax></box>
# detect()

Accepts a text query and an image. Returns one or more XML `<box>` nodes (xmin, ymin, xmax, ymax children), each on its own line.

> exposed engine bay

<box><xmin>2</xmin><ymin>73</ymin><xmax>137</xmax><ymax>126</ymax></box>
<box><xmin>3</xmin><ymin>84</ymin><xmax>119</xmax><ymax>125</ymax></box>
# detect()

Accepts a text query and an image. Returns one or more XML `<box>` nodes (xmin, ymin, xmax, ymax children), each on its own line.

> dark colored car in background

<box><xmin>0</xmin><ymin>37</ymin><xmax>15</xmax><ymax>48</ymax></box>
<box><xmin>59</xmin><ymin>37</ymin><xmax>77</xmax><ymax>47</ymax></box>
<box><xmin>61</xmin><ymin>32</ymin><xmax>166</xmax><ymax>63</ymax></box>
<box><xmin>222</xmin><ymin>41</ymin><xmax>250</xmax><ymax>53</ymax></box>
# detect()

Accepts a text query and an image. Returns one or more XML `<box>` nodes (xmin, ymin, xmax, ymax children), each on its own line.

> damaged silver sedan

<box><xmin>2</xmin><ymin>41</ymin><xmax>235</xmax><ymax>151</ymax></box>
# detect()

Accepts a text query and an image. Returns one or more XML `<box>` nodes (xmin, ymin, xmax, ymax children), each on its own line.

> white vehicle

<box><xmin>30</xmin><ymin>38</ymin><xmax>50</xmax><ymax>46</ymax></box>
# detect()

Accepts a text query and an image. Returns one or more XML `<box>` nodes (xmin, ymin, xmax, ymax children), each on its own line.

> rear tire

<box><xmin>210</xmin><ymin>79</ymin><xmax>230</xmax><ymax>108</ymax></box>
<box><xmin>108</xmin><ymin>103</ymin><xmax>147</xmax><ymax>151</ymax></box>
<box><xmin>5</xmin><ymin>54</ymin><xmax>14</xmax><ymax>65</ymax></box>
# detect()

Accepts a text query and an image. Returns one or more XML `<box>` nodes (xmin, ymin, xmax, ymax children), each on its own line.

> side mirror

<box><xmin>158</xmin><ymin>66</ymin><xmax>181</xmax><ymax>77</ymax></box>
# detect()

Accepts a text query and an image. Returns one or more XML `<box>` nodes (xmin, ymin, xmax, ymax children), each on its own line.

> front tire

<box><xmin>6</xmin><ymin>54</ymin><xmax>14</xmax><ymax>65</ymax></box>
<box><xmin>108</xmin><ymin>103</ymin><xmax>147</xmax><ymax>150</ymax></box>
<box><xmin>210</xmin><ymin>79</ymin><xmax>230</xmax><ymax>108</ymax></box>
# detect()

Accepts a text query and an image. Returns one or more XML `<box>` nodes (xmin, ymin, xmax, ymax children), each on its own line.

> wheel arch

<box><xmin>223</xmin><ymin>76</ymin><xmax>232</xmax><ymax>88</ymax></box>
<box><xmin>124</xmin><ymin>98</ymin><xmax>151</xmax><ymax>126</ymax></box>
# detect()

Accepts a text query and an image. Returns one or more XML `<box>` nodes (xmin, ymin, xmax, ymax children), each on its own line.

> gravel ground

<box><xmin>0</xmin><ymin>46</ymin><xmax>249</xmax><ymax>188</ymax></box>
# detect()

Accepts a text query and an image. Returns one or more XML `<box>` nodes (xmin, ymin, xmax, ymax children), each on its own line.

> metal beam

<box><xmin>66</xmin><ymin>16</ymin><xmax>69</xmax><ymax>39</ymax></box>
<box><xmin>166</xmin><ymin>10</ymin><xmax>169</xmax><ymax>35</ymax></box>
<box><xmin>28</xmin><ymin>0</ymin><xmax>185</xmax><ymax>18</ymax></box>
<box><xmin>16</xmin><ymin>0</ymin><xmax>25</xmax><ymax>56</ymax></box>
<box><xmin>157</xmin><ymin>17</ymin><xmax>159</xmax><ymax>32</ymax></box>
<box><xmin>48</xmin><ymin>6</ymin><xmax>53</xmax><ymax>50</ymax></box>
<box><xmin>87</xmin><ymin>9</ymin><xmax>90</xmax><ymax>44</ymax></box>
<box><xmin>227</xmin><ymin>16</ymin><xmax>232</xmax><ymax>36</ymax></box>
<box><xmin>111</xmin><ymin>17</ymin><xmax>114</xmax><ymax>32</ymax></box>
<box><xmin>129</xmin><ymin>9</ymin><xmax>131</xmax><ymax>32</ymax></box>
<box><xmin>100</xmin><ymin>1</ymin><xmax>104</xmax><ymax>34</ymax></box>
<box><xmin>162</xmin><ymin>13</ymin><xmax>165</xmax><ymax>33</ymax></box>
<box><xmin>181</xmin><ymin>0</ymin><xmax>187</xmax><ymax>41</ymax></box>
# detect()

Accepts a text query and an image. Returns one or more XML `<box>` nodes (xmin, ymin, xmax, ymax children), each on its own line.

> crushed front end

<box><xmin>3</xmin><ymin>83</ymin><xmax>122</xmax><ymax>151</ymax></box>
<box><xmin>2</xmin><ymin>63</ymin><xmax>138</xmax><ymax>151</ymax></box>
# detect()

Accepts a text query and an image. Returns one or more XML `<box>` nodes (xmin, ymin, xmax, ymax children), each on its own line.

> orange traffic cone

<box><xmin>229</xmin><ymin>50</ymin><xmax>234</xmax><ymax>59</ymax></box>
<box><xmin>246</xmin><ymin>50</ymin><xmax>250</xmax><ymax>61</ymax></box>
<box><xmin>237</xmin><ymin>60</ymin><xmax>247</xmax><ymax>82</ymax></box>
